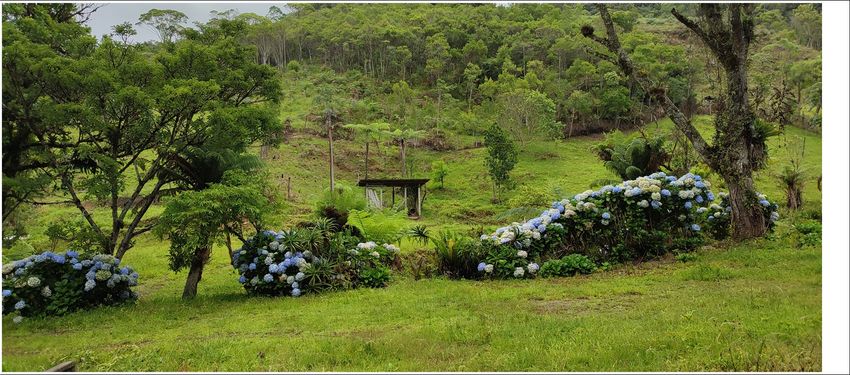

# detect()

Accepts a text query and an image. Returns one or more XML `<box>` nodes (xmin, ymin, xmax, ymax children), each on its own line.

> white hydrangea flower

<box><xmin>513</xmin><ymin>267</ymin><xmax>525</xmax><ymax>277</ymax></box>
<box><xmin>651</xmin><ymin>192</ymin><xmax>661</xmax><ymax>201</ymax></box>
<box><xmin>484</xmin><ymin>264</ymin><xmax>494</xmax><ymax>273</ymax></box>
<box><xmin>517</xmin><ymin>250</ymin><xmax>528</xmax><ymax>258</ymax></box>
<box><xmin>637</xmin><ymin>200</ymin><xmax>649</xmax><ymax>208</ymax></box>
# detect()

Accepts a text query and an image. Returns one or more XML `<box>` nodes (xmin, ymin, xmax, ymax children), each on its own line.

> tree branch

<box><xmin>585</xmin><ymin>4</ymin><xmax>713</xmax><ymax>166</ymax></box>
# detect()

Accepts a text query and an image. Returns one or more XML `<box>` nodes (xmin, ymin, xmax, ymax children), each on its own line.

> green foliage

<box><xmin>794</xmin><ymin>220</ymin><xmax>821</xmax><ymax>247</ymax></box>
<box><xmin>406</xmin><ymin>225</ymin><xmax>431</xmax><ymax>247</ymax></box>
<box><xmin>156</xmin><ymin>170</ymin><xmax>276</xmax><ymax>274</ymax></box>
<box><xmin>431</xmin><ymin>231</ymin><xmax>480</xmax><ymax>279</ymax></box>
<box><xmin>675</xmin><ymin>252</ymin><xmax>699</xmax><ymax>263</ymax></box>
<box><xmin>594</xmin><ymin>131</ymin><xmax>670</xmax><ymax>180</ymax></box>
<box><xmin>507</xmin><ymin>184</ymin><xmax>555</xmax><ymax>209</ymax></box>
<box><xmin>430</xmin><ymin>160</ymin><xmax>449</xmax><ymax>189</ymax></box>
<box><xmin>538</xmin><ymin>254</ymin><xmax>597</xmax><ymax>278</ymax></box>
<box><xmin>314</xmin><ymin>183</ymin><xmax>367</xmax><ymax>229</ymax></box>
<box><xmin>357</xmin><ymin>265</ymin><xmax>392</xmax><ymax>288</ymax></box>
<box><xmin>44</xmin><ymin>219</ymin><xmax>106</xmax><ymax>254</ymax></box>
<box><xmin>346</xmin><ymin>209</ymin><xmax>408</xmax><ymax>244</ymax></box>
<box><xmin>397</xmin><ymin>249</ymin><xmax>439</xmax><ymax>280</ymax></box>
<box><xmin>483</xmin><ymin>123</ymin><xmax>518</xmax><ymax>201</ymax></box>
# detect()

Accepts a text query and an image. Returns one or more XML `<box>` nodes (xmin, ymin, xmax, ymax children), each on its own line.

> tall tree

<box><xmin>136</xmin><ymin>9</ymin><xmax>187</xmax><ymax>44</ymax></box>
<box><xmin>4</xmin><ymin>14</ymin><xmax>280</xmax><ymax>258</ymax></box>
<box><xmin>583</xmin><ymin>4</ymin><xmax>771</xmax><ymax>239</ymax></box>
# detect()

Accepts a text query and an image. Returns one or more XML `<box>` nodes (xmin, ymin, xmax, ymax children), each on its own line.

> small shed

<box><xmin>357</xmin><ymin>178</ymin><xmax>429</xmax><ymax>218</ymax></box>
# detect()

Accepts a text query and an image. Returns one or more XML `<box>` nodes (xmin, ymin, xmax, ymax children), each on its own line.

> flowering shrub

<box><xmin>2</xmin><ymin>251</ymin><xmax>138</xmax><ymax>323</ymax></box>
<box><xmin>477</xmin><ymin>172</ymin><xmax>780</xmax><ymax>279</ymax></box>
<box><xmin>231</xmin><ymin>231</ymin><xmax>400</xmax><ymax>296</ymax></box>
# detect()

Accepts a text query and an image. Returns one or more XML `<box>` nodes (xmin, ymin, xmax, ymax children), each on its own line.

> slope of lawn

<box><xmin>1</xmin><ymin>73</ymin><xmax>823</xmax><ymax>371</ymax></box>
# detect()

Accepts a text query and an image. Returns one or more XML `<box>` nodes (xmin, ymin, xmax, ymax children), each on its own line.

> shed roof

<box><xmin>357</xmin><ymin>178</ymin><xmax>430</xmax><ymax>187</ymax></box>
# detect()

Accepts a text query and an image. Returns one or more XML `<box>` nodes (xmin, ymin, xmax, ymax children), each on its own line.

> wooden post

<box><xmin>417</xmin><ymin>185</ymin><xmax>422</xmax><ymax>218</ymax></box>
<box><xmin>287</xmin><ymin>176</ymin><xmax>292</xmax><ymax>200</ymax></box>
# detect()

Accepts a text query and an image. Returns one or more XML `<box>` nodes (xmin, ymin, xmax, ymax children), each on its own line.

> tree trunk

<box><xmin>400</xmin><ymin>139</ymin><xmax>406</xmax><ymax>177</ymax></box>
<box><xmin>365</xmin><ymin>141</ymin><xmax>370</xmax><ymax>181</ymax></box>
<box><xmin>725</xmin><ymin>175</ymin><xmax>767</xmax><ymax>239</ymax></box>
<box><xmin>183</xmin><ymin>245</ymin><xmax>211</xmax><ymax>299</ymax></box>
<box><xmin>327</xmin><ymin>119</ymin><xmax>335</xmax><ymax>192</ymax></box>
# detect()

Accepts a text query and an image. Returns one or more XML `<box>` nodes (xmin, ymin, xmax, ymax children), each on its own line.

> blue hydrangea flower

<box><xmin>263</xmin><ymin>274</ymin><xmax>274</xmax><ymax>283</ymax></box>
<box><xmin>691</xmin><ymin>224</ymin><xmax>701</xmax><ymax>231</ymax></box>
<box><xmin>52</xmin><ymin>254</ymin><xmax>65</xmax><ymax>264</ymax></box>
<box><xmin>239</xmin><ymin>275</ymin><xmax>247</xmax><ymax>284</ymax></box>
<box><xmin>15</xmin><ymin>300</ymin><xmax>26</xmax><ymax>310</ymax></box>
<box><xmin>684</xmin><ymin>201</ymin><xmax>693</xmax><ymax>209</ymax></box>
<box><xmin>601</xmin><ymin>212</ymin><xmax>611</xmax><ymax>220</ymax></box>
<box><xmin>695</xmin><ymin>195</ymin><xmax>704</xmax><ymax>204</ymax></box>
<box><xmin>291</xmin><ymin>288</ymin><xmax>301</xmax><ymax>297</ymax></box>
<box><xmin>477</xmin><ymin>262</ymin><xmax>486</xmax><ymax>272</ymax></box>
<box><xmin>86</xmin><ymin>272</ymin><xmax>96</xmax><ymax>281</ymax></box>
<box><xmin>612</xmin><ymin>186</ymin><xmax>623</xmax><ymax>193</ymax></box>
<box><xmin>291</xmin><ymin>282</ymin><xmax>299</xmax><ymax>289</ymax></box>
<box><xmin>537</xmin><ymin>224</ymin><xmax>546</xmax><ymax>233</ymax></box>
<box><xmin>2</xmin><ymin>290</ymin><xmax>11</xmax><ymax>297</ymax></box>
<box><xmin>269</xmin><ymin>264</ymin><xmax>279</xmax><ymax>274</ymax></box>
<box><xmin>72</xmin><ymin>263</ymin><xmax>83</xmax><ymax>271</ymax></box>
<box><xmin>94</xmin><ymin>261</ymin><xmax>103</xmax><ymax>269</ymax></box>
<box><xmin>651</xmin><ymin>200</ymin><xmax>661</xmax><ymax>209</ymax></box>
<box><xmin>706</xmin><ymin>192</ymin><xmax>715</xmax><ymax>201</ymax></box>
<box><xmin>661</xmin><ymin>189</ymin><xmax>671</xmax><ymax>197</ymax></box>
<box><xmin>14</xmin><ymin>268</ymin><xmax>25</xmax><ymax>276</ymax></box>
<box><xmin>120</xmin><ymin>267</ymin><xmax>130</xmax><ymax>275</ymax></box>
<box><xmin>66</xmin><ymin>250</ymin><xmax>78</xmax><ymax>258</ymax></box>
<box><xmin>248</xmin><ymin>263</ymin><xmax>257</xmax><ymax>270</ymax></box>
<box><xmin>695</xmin><ymin>181</ymin><xmax>706</xmax><ymax>188</ymax></box>
<box><xmin>759</xmin><ymin>199</ymin><xmax>770</xmax><ymax>207</ymax></box>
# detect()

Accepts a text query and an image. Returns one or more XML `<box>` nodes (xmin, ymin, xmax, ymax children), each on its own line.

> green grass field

<box><xmin>1</xmin><ymin>72</ymin><xmax>823</xmax><ymax>371</ymax></box>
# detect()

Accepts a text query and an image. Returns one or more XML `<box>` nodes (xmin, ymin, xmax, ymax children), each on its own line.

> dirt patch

<box><xmin>530</xmin><ymin>292</ymin><xmax>647</xmax><ymax>315</ymax></box>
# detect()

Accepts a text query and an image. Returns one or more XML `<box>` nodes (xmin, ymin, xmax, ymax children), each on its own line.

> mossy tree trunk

<box><xmin>183</xmin><ymin>245</ymin><xmax>212</xmax><ymax>299</ymax></box>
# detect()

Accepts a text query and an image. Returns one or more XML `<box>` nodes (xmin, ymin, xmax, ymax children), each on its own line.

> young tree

<box><xmin>156</xmin><ymin>170</ymin><xmax>275</xmax><ymax>299</ymax></box>
<box><xmin>343</xmin><ymin>122</ymin><xmax>391</xmax><ymax>180</ymax></box>
<box><xmin>430</xmin><ymin>160</ymin><xmax>449</xmax><ymax>189</ymax></box>
<box><xmin>583</xmin><ymin>4</ymin><xmax>772</xmax><ymax>239</ymax></box>
<box><xmin>463</xmin><ymin>63</ymin><xmax>483</xmax><ymax>111</ymax></box>
<box><xmin>483</xmin><ymin>123</ymin><xmax>518</xmax><ymax>202</ymax></box>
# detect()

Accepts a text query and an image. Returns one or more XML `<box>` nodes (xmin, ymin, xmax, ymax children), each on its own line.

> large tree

<box><xmin>583</xmin><ymin>3</ymin><xmax>770</xmax><ymax>239</ymax></box>
<box><xmin>3</xmin><ymin>9</ymin><xmax>281</xmax><ymax>258</ymax></box>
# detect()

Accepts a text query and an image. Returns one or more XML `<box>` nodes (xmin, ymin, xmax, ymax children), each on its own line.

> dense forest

<box><xmin>221</xmin><ymin>3</ymin><xmax>821</xmax><ymax>136</ymax></box>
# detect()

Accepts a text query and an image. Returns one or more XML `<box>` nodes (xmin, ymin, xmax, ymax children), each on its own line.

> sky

<box><xmin>84</xmin><ymin>2</ymin><xmax>281</xmax><ymax>42</ymax></box>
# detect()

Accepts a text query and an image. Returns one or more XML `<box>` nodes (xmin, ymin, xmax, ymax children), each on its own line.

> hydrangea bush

<box><xmin>477</xmin><ymin>172</ymin><xmax>779</xmax><ymax>279</ymax></box>
<box><xmin>2</xmin><ymin>251</ymin><xmax>138</xmax><ymax>323</ymax></box>
<box><xmin>231</xmin><ymin>231</ymin><xmax>399</xmax><ymax>297</ymax></box>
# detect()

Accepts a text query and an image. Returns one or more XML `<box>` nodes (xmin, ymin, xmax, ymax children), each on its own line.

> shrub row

<box><xmin>476</xmin><ymin>172</ymin><xmax>779</xmax><ymax>279</ymax></box>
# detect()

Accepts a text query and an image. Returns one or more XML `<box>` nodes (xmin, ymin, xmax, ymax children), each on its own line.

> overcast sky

<box><xmin>84</xmin><ymin>3</ymin><xmax>282</xmax><ymax>42</ymax></box>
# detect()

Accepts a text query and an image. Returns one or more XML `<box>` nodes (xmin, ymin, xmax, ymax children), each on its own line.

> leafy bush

<box><xmin>2</xmin><ymin>251</ymin><xmax>138</xmax><ymax>322</ymax></box>
<box><xmin>314</xmin><ymin>183</ymin><xmax>367</xmax><ymax>229</ymax></box>
<box><xmin>538</xmin><ymin>254</ymin><xmax>596</xmax><ymax>278</ymax></box>
<box><xmin>231</xmin><ymin>230</ymin><xmax>399</xmax><ymax>296</ymax></box>
<box><xmin>476</xmin><ymin>172</ymin><xmax>780</xmax><ymax>279</ymax></box>
<box><xmin>675</xmin><ymin>252</ymin><xmax>699</xmax><ymax>263</ymax></box>
<box><xmin>507</xmin><ymin>184</ymin><xmax>555</xmax><ymax>209</ymax></box>
<box><xmin>398</xmin><ymin>249</ymin><xmax>439</xmax><ymax>280</ymax></box>
<box><xmin>432</xmin><ymin>231</ymin><xmax>482</xmax><ymax>279</ymax></box>
<box><xmin>594</xmin><ymin>131</ymin><xmax>669</xmax><ymax>180</ymax></box>
<box><xmin>794</xmin><ymin>220</ymin><xmax>821</xmax><ymax>247</ymax></box>
<box><xmin>347</xmin><ymin>209</ymin><xmax>408</xmax><ymax>244</ymax></box>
